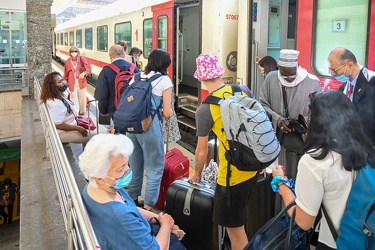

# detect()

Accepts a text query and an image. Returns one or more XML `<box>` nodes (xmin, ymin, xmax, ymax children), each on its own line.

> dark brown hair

<box><xmin>116</xmin><ymin>40</ymin><xmax>127</xmax><ymax>52</ymax></box>
<box><xmin>40</xmin><ymin>71</ymin><xmax>65</xmax><ymax>103</ymax></box>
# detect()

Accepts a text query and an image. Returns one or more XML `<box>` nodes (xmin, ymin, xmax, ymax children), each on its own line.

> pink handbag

<box><xmin>76</xmin><ymin>116</ymin><xmax>96</xmax><ymax>130</ymax></box>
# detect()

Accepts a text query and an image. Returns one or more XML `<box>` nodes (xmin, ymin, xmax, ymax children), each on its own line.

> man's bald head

<box><xmin>109</xmin><ymin>45</ymin><xmax>125</xmax><ymax>61</ymax></box>
<box><xmin>329</xmin><ymin>47</ymin><xmax>357</xmax><ymax>65</ymax></box>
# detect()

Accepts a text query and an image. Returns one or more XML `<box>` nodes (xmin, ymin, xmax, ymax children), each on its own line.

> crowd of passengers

<box><xmin>40</xmin><ymin>44</ymin><xmax>375</xmax><ymax>250</ymax></box>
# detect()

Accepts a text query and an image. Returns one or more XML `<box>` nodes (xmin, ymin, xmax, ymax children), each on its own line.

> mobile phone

<box><xmin>177</xmin><ymin>230</ymin><xmax>186</xmax><ymax>237</ymax></box>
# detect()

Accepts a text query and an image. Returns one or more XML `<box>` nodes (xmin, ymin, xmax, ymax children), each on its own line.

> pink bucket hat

<box><xmin>193</xmin><ymin>52</ymin><xmax>225</xmax><ymax>81</ymax></box>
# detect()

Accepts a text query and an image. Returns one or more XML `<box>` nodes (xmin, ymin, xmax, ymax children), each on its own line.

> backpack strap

<box><xmin>147</xmin><ymin>73</ymin><xmax>163</xmax><ymax>83</ymax></box>
<box><xmin>132</xmin><ymin>73</ymin><xmax>163</xmax><ymax>84</ymax></box>
<box><xmin>321</xmin><ymin>204</ymin><xmax>338</xmax><ymax>241</ymax></box>
<box><xmin>203</xmin><ymin>95</ymin><xmax>222</xmax><ymax>105</ymax></box>
<box><xmin>203</xmin><ymin>84</ymin><xmax>243</xmax><ymax>105</ymax></box>
<box><xmin>128</xmin><ymin>63</ymin><xmax>136</xmax><ymax>74</ymax></box>
<box><xmin>148</xmin><ymin>74</ymin><xmax>164</xmax><ymax>118</ymax></box>
<box><xmin>107</xmin><ymin>63</ymin><xmax>136</xmax><ymax>74</ymax></box>
<box><xmin>133</xmin><ymin>72</ymin><xmax>141</xmax><ymax>81</ymax></box>
<box><xmin>106</xmin><ymin>63</ymin><xmax>120</xmax><ymax>74</ymax></box>
<box><xmin>134</xmin><ymin>73</ymin><xmax>164</xmax><ymax>119</ymax></box>
<box><xmin>230</xmin><ymin>84</ymin><xmax>242</xmax><ymax>95</ymax></box>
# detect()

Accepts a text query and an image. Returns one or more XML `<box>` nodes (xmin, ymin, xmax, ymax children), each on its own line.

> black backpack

<box><xmin>113</xmin><ymin>73</ymin><xmax>163</xmax><ymax>134</ymax></box>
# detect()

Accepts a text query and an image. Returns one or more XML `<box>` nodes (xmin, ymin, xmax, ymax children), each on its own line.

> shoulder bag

<box><xmin>79</xmin><ymin>56</ymin><xmax>86</xmax><ymax>73</ymax></box>
<box><xmin>245</xmin><ymin>201</ymin><xmax>312</xmax><ymax>250</ymax></box>
<box><xmin>61</xmin><ymin>98</ymin><xmax>96</xmax><ymax>130</ymax></box>
<box><xmin>276</xmin><ymin>86</ymin><xmax>307</xmax><ymax>155</ymax></box>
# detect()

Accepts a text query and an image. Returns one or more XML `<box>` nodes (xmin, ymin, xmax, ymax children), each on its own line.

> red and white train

<box><xmin>54</xmin><ymin>0</ymin><xmax>375</xmax><ymax>127</ymax></box>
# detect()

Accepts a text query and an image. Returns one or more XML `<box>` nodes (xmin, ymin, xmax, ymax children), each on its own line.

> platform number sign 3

<box><xmin>332</xmin><ymin>19</ymin><xmax>346</xmax><ymax>32</ymax></box>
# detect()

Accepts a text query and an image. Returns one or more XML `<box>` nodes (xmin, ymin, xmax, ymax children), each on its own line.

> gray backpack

<box><xmin>203</xmin><ymin>84</ymin><xmax>280</xmax><ymax>171</ymax></box>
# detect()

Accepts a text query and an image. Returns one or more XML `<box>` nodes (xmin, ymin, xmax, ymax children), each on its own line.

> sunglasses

<box><xmin>70</xmin><ymin>51</ymin><xmax>78</xmax><ymax>53</ymax></box>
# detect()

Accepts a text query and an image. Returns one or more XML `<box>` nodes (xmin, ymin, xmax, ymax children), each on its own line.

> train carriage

<box><xmin>54</xmin><ymin>0</ymin><xmax>375</xmax><ymax>129</ymax></box>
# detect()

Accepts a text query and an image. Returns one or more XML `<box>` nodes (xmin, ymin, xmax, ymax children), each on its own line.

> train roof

<box><xmin>55</xmin><ymin>0</ymin><xmax>171</xmax><ymax>31</ymax></box>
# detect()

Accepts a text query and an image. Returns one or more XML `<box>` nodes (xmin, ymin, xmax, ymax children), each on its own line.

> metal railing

<box><xmin>34</xmin><ymin>76</ymin><xmax>100</xmax><ymax>250</ymax></box>
<box><xmin>0</xmin><ymin>67</ymin><xmax>28</xmax><ymax>93</ymax></box>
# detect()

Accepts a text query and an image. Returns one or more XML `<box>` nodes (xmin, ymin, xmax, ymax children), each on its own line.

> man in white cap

<box><xmin>259</xmin><ymin>49</ymin><xmax>322</xmax><ymax>181</ymax></box>
<box><xmin>190</xmin><ymin>52</ymin><xmax>258</xmax><ymax>250</ymax></box>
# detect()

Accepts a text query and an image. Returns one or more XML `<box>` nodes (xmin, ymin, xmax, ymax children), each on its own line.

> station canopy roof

<box><xmin>52</xmin><ymin>0</ymin><xmax>119</xmax><ymax>25</ymax></box>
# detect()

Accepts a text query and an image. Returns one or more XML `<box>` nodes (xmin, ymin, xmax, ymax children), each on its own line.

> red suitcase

<box><xmin>155</xmin><ymin>148</ymin><xmax>190</xmax><ymax>209</ymax></box>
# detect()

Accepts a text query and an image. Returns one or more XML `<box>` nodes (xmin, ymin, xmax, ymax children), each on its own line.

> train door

<box><xmin>173</xmin><ymin>1</ymin><xmax>201</xmax><ymax>129</ymax></box>
<box><xmin>175</xmin><ymin>1</ymin><xmax>201</xmax><ymax>98</ymax></box>
<box><xmin>152</xmin><ymin>1</ymin><xmax>174</xmax><ymax>80</ymax></box>
<box><xmin>174</xmin><ymin>0</ymin><xmax>239</xmax><ymax>129</ymax></box>
<box><xmin>237</xmin><ymin>0</ymin><xmax>296</xmax><ymax>98</ymax></box>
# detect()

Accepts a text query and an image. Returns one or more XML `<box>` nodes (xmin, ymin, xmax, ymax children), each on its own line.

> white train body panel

<box><xmin>54</xmin><ymin>0</ymin><xmax>168</xmax><ymax>78</ymax></box>
<box><xmin>201</xmin><ymin>0</ymin><xmax>238</xmax><ymax>87</ymax></box>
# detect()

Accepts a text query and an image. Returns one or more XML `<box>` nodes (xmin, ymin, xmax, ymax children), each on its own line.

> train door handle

<box><xmin>179</xmin><ymin>31</ymin><xmax>184</xmax><ymax>83</ymax></box>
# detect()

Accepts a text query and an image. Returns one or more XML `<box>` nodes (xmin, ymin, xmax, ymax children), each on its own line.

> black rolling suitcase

<box><xmin>165</xmin><ymin>177</ymin><xmax>224</xmax><ymax>250</ymax></box>
<box><xmin>246</xmin><ymin>172</ymin><xmax>276</xmax><ymax>239</ymax></box>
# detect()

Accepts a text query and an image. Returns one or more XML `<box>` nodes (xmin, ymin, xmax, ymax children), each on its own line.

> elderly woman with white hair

<box><xmin>79</xmin><ymin>134</ymin><xmax>185</xmax><ymax>250</ymax></box>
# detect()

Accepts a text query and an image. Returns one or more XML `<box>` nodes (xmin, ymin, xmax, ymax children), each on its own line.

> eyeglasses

<box><xmin>328</xmin><ymin>63</ymin><xmax>346</xmax><ymax>74</ymax></box>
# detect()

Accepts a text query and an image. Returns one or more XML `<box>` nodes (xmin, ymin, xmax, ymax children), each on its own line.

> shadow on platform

<box><xmin>0</xmin><ymin>219</ymin><xmax>20</xmax><ymax>249</ymax></box>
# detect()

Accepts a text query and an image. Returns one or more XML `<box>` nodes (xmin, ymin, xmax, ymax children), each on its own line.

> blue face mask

<box><xmin>107</xmin><ymin>170</ymin><xmax>132</xmax><ymax>189</ymax></box>
<box><xmin>135</xmin><ymin>57</ymin><xmax>140</xmax><ymax>62</ymax></box>
<box><xmin>334</xmin><ymin>65</ymin><xmax>350</xmax><ymax>82</ymax></box>
<box><xmin>334</xmin><ymin>74</ymin><xmax>350</xmax><ymax>82</ymax></box>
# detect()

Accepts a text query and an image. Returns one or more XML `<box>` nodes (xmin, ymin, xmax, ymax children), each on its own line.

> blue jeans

<box><xmin>127</xmin><ymin>102</ymin><xmax>165</xmax><ymax>206</ymax></box>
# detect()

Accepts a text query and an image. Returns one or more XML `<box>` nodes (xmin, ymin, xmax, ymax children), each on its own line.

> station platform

<box><xmin>0</xmin><ymin>63</ymin><xmax>196</xmax><ymax>249</ymax></box>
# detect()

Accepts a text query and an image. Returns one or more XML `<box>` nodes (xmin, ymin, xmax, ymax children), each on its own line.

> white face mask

<box><xmin>71</xmin><ymin>52</ymin><xmax>78</xmax><ymax>57</ymax></box>
<box><xmin>278</xmin><ymin>71</ymin><xmax>298</xmax><ymax>87</ymax></box>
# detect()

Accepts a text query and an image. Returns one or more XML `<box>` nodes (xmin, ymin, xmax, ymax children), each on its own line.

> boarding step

<box><xmin>177</xmin><ymin>114</ymin><xmax>196</xmax><ymax>130</ymax></box>
<box><xmin>180</xmin><ymin>105</ymin><xmax>197</xmax><ymax>119</ymax></box>
<box><xmin>177</xmin><ymin>93</ymin><xmax>199</xmax><ymax>109</ymax></box>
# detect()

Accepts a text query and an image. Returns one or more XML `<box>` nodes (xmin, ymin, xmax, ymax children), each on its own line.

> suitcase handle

<box><xmin>187</xmin><ymin>178</ymin><xmax>212</xmax><ymax>189</ymax></box>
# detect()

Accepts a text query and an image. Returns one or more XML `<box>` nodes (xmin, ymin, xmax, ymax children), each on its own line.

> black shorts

<box><xmin>213</xmin><ymin>174</ymin><xmax>259</xmax><ymax>228</ymax></box>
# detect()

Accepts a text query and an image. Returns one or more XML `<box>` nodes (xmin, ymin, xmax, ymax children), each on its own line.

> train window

<box><xmin>313</xmin><ymin>0</ymin><xmax>369</xmax><ymax>76</ymax></box>
<box><xmin>60</xmin><ymin>33</ymin><xmax>63</xmax><ymax>46</ymax></box>
<box><xmin>157</xmin><ymin>15</ymin><xmax>168</xmax><ymax>50</ymax></box>
<box><xmin>69</xmin><ymin>31</ymin><xmax>74</xmax><ymax>46</ymax></box>
<box><xmin>97</xmin><ymin>25</ymin><xmax>108</xmax><ymax>52</ymax></box>
<box><xmin>287</xmin><ymin>1</ymin><xmax>296</xmax><ymax>39</ymax></box>
<box><xmin>64</xmin><ymin>32</ymin><xmax>68</xmax><ymax>46</ymax></box>
<box><xmin>115</xmin><ymin>22</ymin><xmax>132</xmax><ymax>51</ymax></box>
<box><xmin>85</xmin><ymin>28</ymin><xmax>93</xmax><ymax>50</ymax></box>
<box><xmin>55</xmin><ymin>34</ymin><xmax>59</xmax><ymax>45</ymax></box>
<box><xmin>143</xmin><ymin>18</ymin><xmax>152</xmax><ymax>58</ymax></box>
<box><xmin>76</xmin><ymin>30</ymin><xmax>82</xmax><ymax>48</ymax></box>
